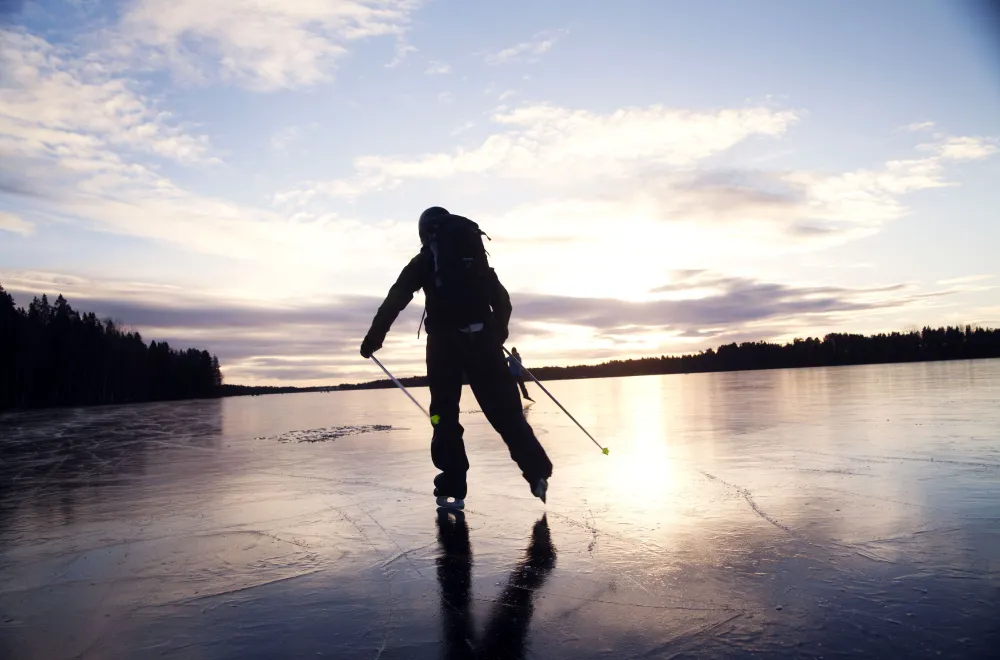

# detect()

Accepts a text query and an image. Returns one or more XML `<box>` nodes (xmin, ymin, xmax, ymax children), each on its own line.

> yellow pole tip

<box><xmin>602</xmin><ymin>447</ymin><xmax>610</xmax><ymax>455</ymax></box>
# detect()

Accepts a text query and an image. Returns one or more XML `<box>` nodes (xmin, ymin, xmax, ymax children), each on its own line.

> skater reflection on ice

<box><xmin>435</xmin><ymin>511</ymin><xmax>556</xmax><ymax>659</ymax></box>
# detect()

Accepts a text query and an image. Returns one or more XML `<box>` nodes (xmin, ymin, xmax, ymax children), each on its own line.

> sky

<box><xmin>1</xmin><ymin>0</ymin><xmax>999</xmax><ymax>386</ymax></box>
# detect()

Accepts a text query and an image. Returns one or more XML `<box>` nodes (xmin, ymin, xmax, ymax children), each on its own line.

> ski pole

<box><xmin>504</xmin><ymin>347</ymin><xmax>609</xmax><ymax>455</ymax></box>
<box><xmin>370</xmin><ymin>355</ymin><xmax>431</xmax><ymax>421</ymax></box>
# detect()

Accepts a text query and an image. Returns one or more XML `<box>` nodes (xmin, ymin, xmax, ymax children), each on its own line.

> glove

<box><xmin>360</xmin><ymin>334</ymin><xmax>382</xmax><ymax>359</ymax></box>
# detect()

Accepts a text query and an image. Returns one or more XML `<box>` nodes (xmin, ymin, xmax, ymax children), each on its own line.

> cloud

<box><xmin>937</xmin><ymin>274</ymin><xmax>994</xmax><ymax>286</ymax></box>
<box><xmin>335</xmin><ymin>109</ymin><xmax>988</xmax><ymax>203</ymax></box>
<box><xmin>2</xmin><ymin>269</ymin><xmax>971</xmax><ymax>386</ymax></box>
<box><xmin>273</xmin><ymin>102</ymin><xmax>799</xmax><ymax>216</ymax></box>
<box><xmin>270</xmin><ymin>126</ymin><xmax>300</xmax><ymax>152</ymax></box>
<box><xmin>385</xmin><ymin>38</ymin><xmax>417</xmax><ymax>68</ymax></box>
<box><xmin>513</xmin><ymin>275</ymin><xmax>927</xmax><ymax>330</ymax></box>
<box><xmin>925</xmin><ymin>136</ymin><xmax>998</xmax><ymax>160</ymax></box>
<box><xmin>1</xmin><ymin>138</ymin><xmax>413</xmax><ymax>287</ymax></box>
<box><xmin>115</xmin><ymin>0</ymin><xmax>424</xmax><ymax>90</ymax></box>
<box><xmin>498</xmin><ymin>274</ymin><xmax>976</xmax><ymax>369</ymax></box>
<box><xmin>273</xmin><ymin>175</ymin><xmax>394</xmax><ymax>203</ymax></box>
<box><xmin>424</xmin><ymin>60</ymin><xmax>450</xmax><ymax>74</ymax></box>
<box><xmin>0</xmin><ymin>211</ymin><xmax>33</xmax><ymax>235</ymax></box>
<box><xmin>477</xmin><ymin>149</ymin><xmax>998</xmax><ymax>299</ymax></box>
<box><xmin>0</xmin><ymin>173</ymin><xmax>51</xmax><ymax>199</ymax></box>
<box><xmin>450</xmin><ymin>121</ymin><xmax>475</xmax><ymax>136</ymax></box>
<box><xmin>276</xmin><ymin>102</ymin><xmax>995</xmax><ymax>285</ymax></box>
<box><xmin>461</xmin><ymin>131</ymin><xmax>997</xmax><ymax>289</ymax></box>
<box><xmin>485</xmin><ymin>29</ymin><xmax>568</xmax><ymax>65</ymax></box>
<box><xmin>2</xmin><ymin>269</ymin><xmax>425</xmax><ymax>385</ymax></box>
<box><xmin>0</xmin><ymin>28</ymin><xmax>215</xmax><ymax>165</ymax></box>
<box><xmin>284</xmin><ymin>103</ymin><xmax>798</xmax><ymax>199</ymax></box>
<box><xmin>544</xmin><ymin>133</ymin><xmax>996</xmax><ymax>247</ymax></box>
<box><xmin>0</xmin><ymin>31</ymin><xmax>419</xmax><ymax>284</ymax></box>
<box><xmin>902</xmin><ymin>121</ymin><xmax>935</xmax><ymax>132</ymax></box>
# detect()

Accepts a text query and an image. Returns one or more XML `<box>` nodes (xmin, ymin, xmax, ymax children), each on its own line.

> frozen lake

<box><xmin>1</xmin><ymin>360</ymin><xmax>998</xmax><ymax>659</ymax></box>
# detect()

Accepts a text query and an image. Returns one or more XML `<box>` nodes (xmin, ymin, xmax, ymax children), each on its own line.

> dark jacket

<box><xmin>364</xmin><ymin>248</ymin><xmax>512</xmax><ymax>350</ymax></box>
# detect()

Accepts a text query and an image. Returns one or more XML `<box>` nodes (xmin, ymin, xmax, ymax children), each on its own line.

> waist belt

<box><xmin>459</xmin><ymin>323</ymin><xmax>484</xmax><ymax>334</ymax></box>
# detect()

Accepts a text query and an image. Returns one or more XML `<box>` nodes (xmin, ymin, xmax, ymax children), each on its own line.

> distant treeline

<box><xmin>219</xmin><ymin>378</ymin><xmax>427</xmax><ymax>398</ymax></box>
<box><xmin>527</xmin><ymin>326</ymin><xmax>1000</xmax><ymax>381</ymax></box>
<box><xmin>219</xmin><ymin>384</ymin><xmax>336</xmax><ymax>396</ymax></box>
<box><xmin>307</xmin><ymin>326</ymin><xmax>1000</xmax><ymax>393</ymax></box>
<box><xmin>1</xmin><ymin>286</ymin><xmax>223</xmax><ymax>411</ymax></box>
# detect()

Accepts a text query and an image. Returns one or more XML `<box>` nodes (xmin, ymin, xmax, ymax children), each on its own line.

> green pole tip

<box><xmin>602</xmin><ymin>447</ymin><xmax>609</xmax><ymax>455</ymax></box>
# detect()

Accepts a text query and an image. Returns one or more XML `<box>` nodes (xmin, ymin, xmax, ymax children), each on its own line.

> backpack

<box><xmin>425</xmin><ymin>215</ymin><xmax>493</xmax><ymax>329</ymax></box>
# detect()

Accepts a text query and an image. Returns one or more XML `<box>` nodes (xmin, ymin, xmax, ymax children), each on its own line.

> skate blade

<box><xmin>531</xmin><ymin>478</ymin><xmax>547</xmax><ymax>504</ymax></box>
<box><xmin>436</xmin><ymin>496</ymin><xmax>465</xmax><ymax>510</ymax></box>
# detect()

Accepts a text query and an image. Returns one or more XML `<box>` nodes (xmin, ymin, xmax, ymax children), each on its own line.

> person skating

<box><xmin>360</xmin><ymin>207</ymin><xmax>552</xmax><ymax>509</ymax></box>
<box><xmin>508</xmin><ymin>347</ymin><xmax>534</xmax><ymax>402</ymax></box>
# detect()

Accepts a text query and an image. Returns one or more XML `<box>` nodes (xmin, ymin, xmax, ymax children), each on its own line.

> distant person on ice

<box><xmin>508</xmin><ymin>347</ymin><xmax>534</xmax><ymax>402</ymax></box>
<box><xmin>360</xmin><ymin>207</ymin><xmax>552</xmax><ymax>508</ymax></box>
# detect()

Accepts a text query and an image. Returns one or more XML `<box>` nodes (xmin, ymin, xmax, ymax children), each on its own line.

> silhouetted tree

<box><xmin>0</xmin><ymin>284</ymin><xmax>224</xmax><ymax>411</ymax></box>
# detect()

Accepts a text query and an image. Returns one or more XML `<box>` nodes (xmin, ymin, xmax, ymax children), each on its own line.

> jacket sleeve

<box><xmin>489</xmin><ymin>269</ymin><xmax>512</xmax><ymax>335</ymax></box>
<box><xmin>364</xmin><ymin>253</ymin><xmax>427</xmax><ymax>345</ymax></box>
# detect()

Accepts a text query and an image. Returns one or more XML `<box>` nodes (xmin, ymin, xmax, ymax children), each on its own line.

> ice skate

<box><xmin>436</xmin><ymin>495</ymin><xmax>465</xmax><ymax>510</ymax></box>
<box><xmin>531</xmin><ymin>477</ymin><xmax>548</xmax><ymax>504</ymax></box>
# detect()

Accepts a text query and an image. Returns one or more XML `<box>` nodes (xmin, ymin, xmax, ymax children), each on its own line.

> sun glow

<box><xmin>604</xmin><ymin>375</ymin><xmax>680</xmax><ymax>505</ymax></box>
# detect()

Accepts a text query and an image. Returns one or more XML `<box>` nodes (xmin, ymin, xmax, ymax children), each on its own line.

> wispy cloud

<box><xmin>276</xmin><ymin>101</ymin><xmax>997</xmax><ymax>288</ymax></box>
<box><xmin>938</xmin><ymin>274</ymin><xmax>994</xmax><ymax>286</ymax></box>
<box><xmin>1</xmin><ymin>28</ymin><xmax>215</xmax><ymax>166</ymax></box>
<box><xmin>485</xmin><ymin>29</ymin><xmax>569</xmax><ymax>65</ymax></box>
<box><xmin>424</xmin><ymin>60</ymin><xmax>450</xmax><ymax>74</ymax></box>
<box><xmin>0</xmin><ymin>29</ymin><xmax>420</xmax><ymax>280</ymax></box>
<box><xmin>476</xmin><ymin>131</ymin><xmax>998</xmax><ymax>281</ymax></box>
<box><xmin>270</xmin><ymin>126</ymin><xmax>301</xmax><ymax>152</ymax></box>
<box><xmin>274</xmin><ymin>102</ymin><xmax>799</xmax><ymax>219</ymax></box>
<box><xmin>386</xmin><ymin>39</ymin><xmax>418</xmax><ymax>68</ymax></box>
<box><xmin>513</xmin><ymin>275</ymin><xmax>938</xmax><ymax>331</ymax></box>
<box><xmin>902</xmin><ymin>121</ymin><xmax>936</xmax><ymax>132</ymax></box>
<box><xmin>450</xmin><ymin>121</ymin><xmax>475</xmax><ymax>136</ymax></box>
<box><xmin>0</xmin><ymin>211</ymin><xmax>33</xmax><ymax>235</ymax></box>
<box><xmin>307</xmin><ymin>103</ymin><xmax>798</xmax><ymax>186</ymax></box>
<box><xmin>114</xmin><ymin>0</ymin><xmax>424</xmax><ymax>90</ymax></box>
<box><xmin>924</xmin><ymin>135</ymin><xmax>998</xmax><ymax>160</ymax></box>
<box><xmin>273</xmin><ymin>176</ymin><xmax>394</xmax><ymax>203</ymax></box>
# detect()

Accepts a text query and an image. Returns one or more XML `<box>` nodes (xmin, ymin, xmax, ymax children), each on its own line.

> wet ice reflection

<box><xmin>436</xmin><ymin>511</ymin><xmax>556</xmax><ymax>660</ymax></box>
<box><xmin>1</xmin><ymin>360</ymin><xmax>998</xmax><ymax>659</ymax></box>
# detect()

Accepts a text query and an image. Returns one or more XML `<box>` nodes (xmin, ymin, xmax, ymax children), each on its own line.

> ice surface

<box><xmin>1</xmin><ymin>360</ymin><xmax>999</xmax><ymax>659</ymax></box>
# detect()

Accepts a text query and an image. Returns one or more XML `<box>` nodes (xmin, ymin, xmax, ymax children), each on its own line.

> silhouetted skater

<box><xmin>360</xmin><ymin>207</ymin><xmax>552</xmax><ymax>508</ymax></box>
<box><xmin>507</xmin><ymin>347</ymin><xmax>534</xmax><ymax>402</ymax></box>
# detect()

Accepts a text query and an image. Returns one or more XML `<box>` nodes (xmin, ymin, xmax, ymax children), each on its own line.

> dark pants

<box><xmin>515</xmin><ymin>376</ymin><xmax>530</xmax><ymax>399</ymax></box>
<box><xmin>427</xmin><ymin>328</ymin><xmax>552</xmax><ymax>500</ymax></box>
